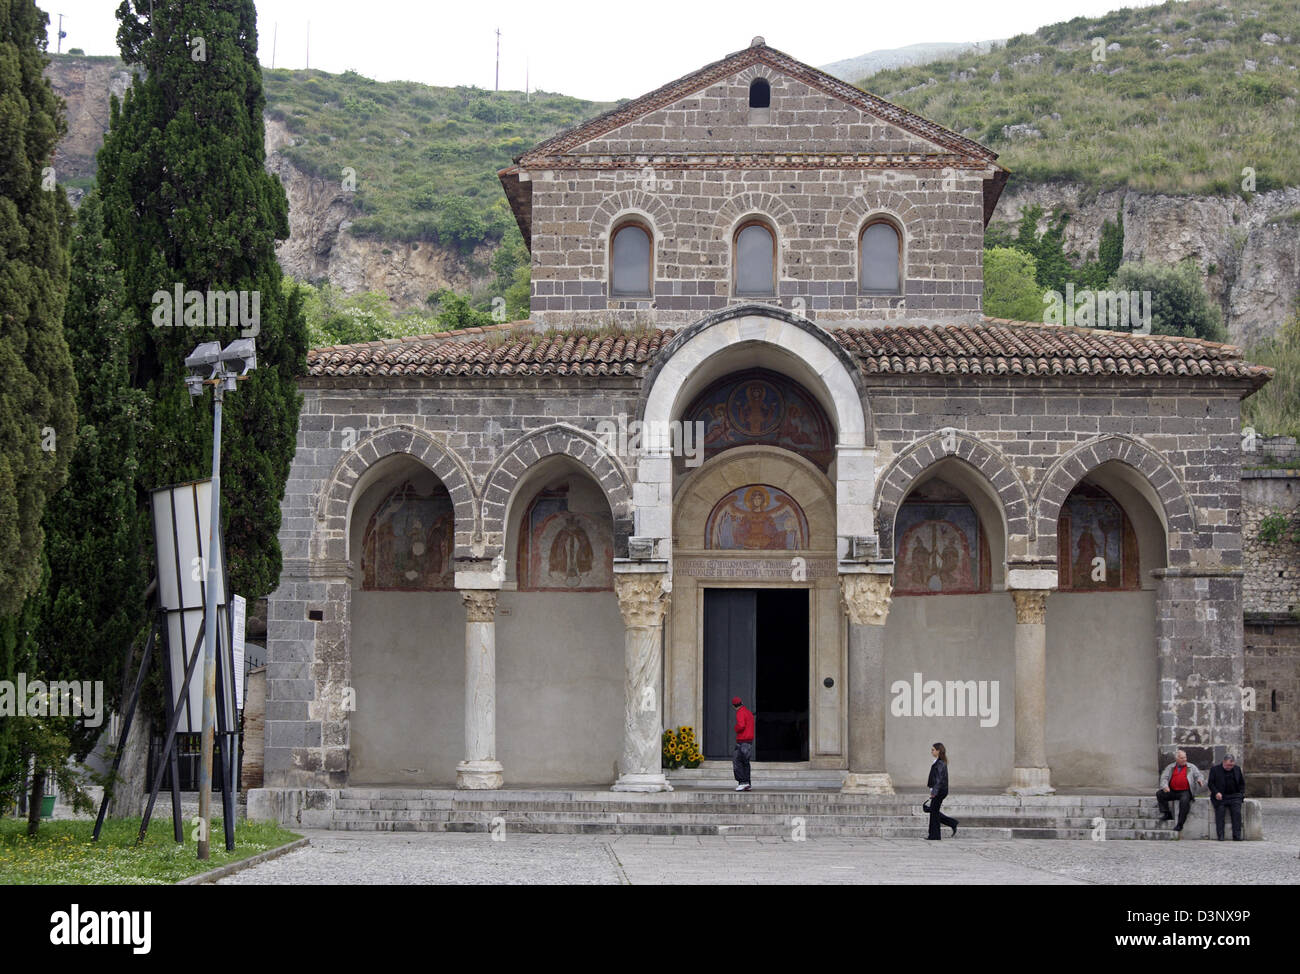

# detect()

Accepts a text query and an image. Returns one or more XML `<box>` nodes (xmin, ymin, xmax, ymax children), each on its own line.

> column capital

<box><xmin>613</xmin><ymin>571</ymin><xmax>669</xmax><ymax>629</ymax></box>
<box><xmin>461</xmin><ymin>588</ymin><xmax>498</xmax><ymax>623</ymax></box>
<box><xmin>840</xmin><ymin>572</ymin><xmax>893</xmax><ymax>626</ymax></box>
<box><xmin>1010</xmin><ymin>588</ymin><xmax>1049</xmax><ymax>625</ymax></box>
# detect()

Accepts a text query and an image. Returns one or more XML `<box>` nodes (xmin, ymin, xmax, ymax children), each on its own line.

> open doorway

<box><xmin>702</xmin><ymin>588</ymin><xmax>809</xmax><ymax>761</ymax></box>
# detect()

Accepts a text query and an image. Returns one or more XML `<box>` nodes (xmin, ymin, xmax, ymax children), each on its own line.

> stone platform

<box><xmin>247</xmin><ymin>785</ymin><xmax>1263</xmax><ymax>840</ymax></box>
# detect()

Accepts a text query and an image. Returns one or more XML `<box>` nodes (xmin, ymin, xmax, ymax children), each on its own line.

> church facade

<box><xmin>261</xmin><ymin>40</ymin><xmax>1269</xmax><ymax>796</ymax></box>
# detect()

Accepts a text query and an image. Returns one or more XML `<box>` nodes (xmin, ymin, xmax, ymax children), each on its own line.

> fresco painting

<box><xmin>706</xmin><ymin>484</ymin><xmax>809</xmax><ymax>550</ymax></box>
<box><xmin>361</xmin><ymin>480</ymin><xmax>455</xmax><ymax>590</ymax></box>
<box><xmin>894</xmin><ymin>502</ymin><xmax>984</xmax><ymax>594</ymax></box>
<box><xmin>684</xmin><ymin>369</ymin><xmax>834</xmax><ymax>470</ymax></box>
<box><xmin>519</xmin><ymin>487</ymin><xmax>614</xmax><ymax>591</ymax></box>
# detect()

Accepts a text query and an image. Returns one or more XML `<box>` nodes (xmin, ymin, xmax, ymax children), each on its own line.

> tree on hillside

<box><xmin>983</xmin><ymin>247</ymin><xmax>1043</xmax><ymax>322</ymax></box>
<box><xmin>98</xmin><ymin>0</ymin><xmax>307</xmax><ymax>605</ymax></box>
<box><xmin>0</xmin><ymin>0</ymin><xmax>77</xmax><ymax>617</ymax></box>
<box><xmin>1243</xmin><ymin>310</ymin><xmax>1300</xmax><ymax>439</ymax></box>
<box><xmin>1109</xmin><ymin>261</ymin><xmax>1228</xmax><ymax>343</ymax></box>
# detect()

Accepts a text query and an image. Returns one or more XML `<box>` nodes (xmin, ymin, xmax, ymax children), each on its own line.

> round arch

<box><xmin>637</xmin><ymin>304</ymin><xmax>872</xmax><ymax>559</ymax></box>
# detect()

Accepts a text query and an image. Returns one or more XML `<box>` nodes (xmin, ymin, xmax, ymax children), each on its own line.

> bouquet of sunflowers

<box><xmin>662</xmin><ymin>726</ymin><xmax>704</xmax><ymax>769</ymax></box>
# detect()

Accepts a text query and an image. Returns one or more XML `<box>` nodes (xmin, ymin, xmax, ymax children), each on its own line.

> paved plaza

<box><xmin>216</xmin><ymin>799</ymin><xmax>1300</xmax><ymax>885</ymax></box>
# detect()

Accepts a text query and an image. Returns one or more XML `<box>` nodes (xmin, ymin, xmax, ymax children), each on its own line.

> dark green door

<box><xmin>703</xmin><ymin>588</ymin><xmax>809</xmax><ymax>761</ymax></box>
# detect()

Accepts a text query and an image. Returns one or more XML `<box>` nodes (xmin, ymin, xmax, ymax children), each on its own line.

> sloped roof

<box><xmin>499</xmin><ymin>39</ymin><xmax>1010</xmax><ymax>243</ymax></box>
<box><xmin>306</xmin><ymin>319</ymin><xmax>1270</xmax><ymax>389</ymax></box>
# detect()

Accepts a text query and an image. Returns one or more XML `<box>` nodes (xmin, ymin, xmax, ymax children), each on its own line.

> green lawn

<box><xmin>0</xmin><ymin>817</ymin><xmax>301</xmax><ymax>885</ymax></box>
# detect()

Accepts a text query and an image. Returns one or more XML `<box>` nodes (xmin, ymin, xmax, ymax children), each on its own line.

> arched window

<box><xmin>734</xmin><ymin>220</ymin><xmax>776</xmax><ymax>296</ymax></box>
<box><xmin>859</xmin><ymin>219</ymin><xmax>903</xmax><ymax>294</ymax></box>
<box><xmin>748</xmin><ymin>78</ymin><xmax>770</xmax><ymax>109</ymax></box>
<box><xmin>610</xmin><ymin>220</ymin><xmax>652</xmax><ymax>297</ymax></box>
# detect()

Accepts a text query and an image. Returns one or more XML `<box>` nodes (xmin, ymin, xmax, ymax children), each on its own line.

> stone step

<box><xmin>326</xmin><ymin>818</ymin><xmax>1177</xmax><ymax>839</ymax></box>
<box><xmin>331</xmin><ymin>796</ymin><xmax>1160</xmax><ymax>818</ymax></box>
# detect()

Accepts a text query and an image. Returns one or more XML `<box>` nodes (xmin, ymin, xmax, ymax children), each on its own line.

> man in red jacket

<box><xmin>732</xmin><ymin>696</ymin><xmax>754</xmax><ymax>791</ymax></box>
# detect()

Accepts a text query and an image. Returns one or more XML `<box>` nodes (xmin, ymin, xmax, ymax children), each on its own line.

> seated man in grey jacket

<box><xmin>1157</xmin><ymin>749</ymin><xmax>1208</xmax><ymax>837</ymax></box>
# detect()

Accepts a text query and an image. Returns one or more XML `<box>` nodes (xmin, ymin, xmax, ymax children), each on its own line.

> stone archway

<box><xmin>638</xmin><ymin>304</ymin><xmax>872</xmax><ymax>562</ymax></box>
<box><xmin>1033</xmin><ymin>434</ymin><xmax>1197</xmax><ymax>563</ymax></box>
<box><xmin>483</xmin><ymin>424</ymin><xmax>635</xmax><ymax>556</ymax></box>
<box><xmin>315</xmin><ymin>424</ymin><xmax>477</xmax><ymax>564</ymax></box>
<box><xmin>875</xmin><ymin>429</ymin><xmax>1030</xmax><ymax>565</ymax></box>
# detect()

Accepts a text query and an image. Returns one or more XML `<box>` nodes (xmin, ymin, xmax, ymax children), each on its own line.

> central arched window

<box><xmin>859</xmin><ymin>219</ymin><xmax>903</xmax><ymax>294</ymax></box>
<box><xmin>610</xmin><ymin>220</ymin><xmax>652</xmax><ymax>297</ymax></box>
<box><xmin>734</xmin><ymin>220</ymin><xmax>776</xmax><ymax>296</ymax></box>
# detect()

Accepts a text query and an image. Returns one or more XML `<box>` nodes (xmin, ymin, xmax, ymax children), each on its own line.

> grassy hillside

<box><xmin>262</xmin><ymin>69</ymin><xmax>613</xmax><ymax>246</ymax></box>
<box><xmin>865</xmin><ymin>0</ymin><xmax>1300</xmax><ymax>194</ymax></box>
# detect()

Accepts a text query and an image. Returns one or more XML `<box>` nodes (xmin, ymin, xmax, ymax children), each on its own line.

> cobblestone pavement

<box><xmin>218</xmin><ymin>801</ymin><xmax>1300</xmax><ymax>885</ymax></box>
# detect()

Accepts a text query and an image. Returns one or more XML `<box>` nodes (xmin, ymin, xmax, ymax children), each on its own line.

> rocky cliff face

<box><xmin>263</xmin><ymin>118</ymin><xmax>489</xmax><ymax>307</ymax></box>
<box><xmin>993</xmin><ymin>183</ymin><xmax>1300</xmax><ymax>347</ymax></box>
<box><xmin>45</xmin><ymin>56</ymin><xmax>482</xmax><ymax>308</ymax></box>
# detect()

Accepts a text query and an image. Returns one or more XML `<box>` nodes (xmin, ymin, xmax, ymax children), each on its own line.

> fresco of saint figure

<box><xmin>361</xmin><ymin>480</ymin><xmax>455</xmax><ymax>590</ymax></box>
<box><xmin>706</xmin><ymin>484</ymin><xmax>809</xmax><ymax>550</ymax></box>
<box><xmin>548</xmin><ymin>515</ymin><xmax>595</xmax><ymax>587</ymax></box>
<box><xmin>893</xmin><ymin>502</ymin><xmax>981</xmax><ymax>595</ymax></box>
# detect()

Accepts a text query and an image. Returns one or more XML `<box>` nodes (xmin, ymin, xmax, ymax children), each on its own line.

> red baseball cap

<box><xmin>732</xmin><ymin>696</ymin><xmax>742</xmax><ymax>705</ymax></box>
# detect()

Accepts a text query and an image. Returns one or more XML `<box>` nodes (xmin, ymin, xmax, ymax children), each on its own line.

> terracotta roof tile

<box><xmin>306</xmin><ymin>318</ymin><xmax>1271</xmax><ymax>388</ymax></box>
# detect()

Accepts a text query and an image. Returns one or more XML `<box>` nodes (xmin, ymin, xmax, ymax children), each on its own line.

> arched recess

<box><xmin>674</xmin><ymin>446</ymin><xmax>836</xmax><ymax>551</ymax></box>
<box><xmin>483</xmin><ymin>424</ymin><xmax>634</xmax><ymax>557</ymax></box>
<box><xmin>346</xmin><ymin>451</ymin><xmax>466</xmax><ymax>785</ymax></box>
<box><xmin>638</xmin><ymin>304</ymin><xmax>871</xmax><ymax>559</ymax></box>
<box><xmin>1033</xmin><ymin>435</ymin><xmax>1196</xmax><ymax>564</ymax></box>
<box><xmin>874</xmin><ymin>430</ymin><xmax>1029</xmax><ymax>576</ymax></box>
<box><xmin>315</xmin><ymin>424</ymin><xmax>477</xmax><ymax>565</ymax></box>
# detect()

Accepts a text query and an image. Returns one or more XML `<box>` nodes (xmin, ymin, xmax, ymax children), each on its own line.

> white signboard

<box><xmin>150</xmin><ymin>480</ymin><xmax>237</xmax><ymax>734</ymax></box>
<box><xmin>231</xmin><ymin>594</ymin><xmax>246</xmax><ymax>711</ymax></box>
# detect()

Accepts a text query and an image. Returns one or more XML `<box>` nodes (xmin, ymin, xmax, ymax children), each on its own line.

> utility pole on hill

<box><xmin>495</xmin><ymin>28</ymin><xmax>501</xmax><ymax>91</ymax></box>
<box><xmin>56</xmin><ymin>13</ymin><xmax>66</xmax><ymax>54</ymax></box>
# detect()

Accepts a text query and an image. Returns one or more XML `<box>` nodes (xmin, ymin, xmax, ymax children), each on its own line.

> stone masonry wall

<box><xmin>265</xmin><ymin>375</ymin><xmax>642</xmax><ymax>784</ymax></box>
<box><xmin>528</xmin><ymin>168</ymin><xmax>986</xmax><ymax>328</ymax></box>
<box><xmin>1241</xmin><ymin>470</ymin><xmax>1300</xmax><ymax>615</ymax></box>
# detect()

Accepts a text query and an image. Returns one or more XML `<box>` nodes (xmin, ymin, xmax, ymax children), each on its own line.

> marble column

<box><xmin>611</xmin><ymin>571</ymin><xmax>672</xmax><ymax>792</ymax></box>
<box><xmin>457</xmin><ymin>589</ymin><xmax>504</xmax><ymax>790</ymax></box>
<box><xmin>840</xmin><ymin>571</ymin><xmax>895</xmax><ymax>794</ymax></box>
<box><xmin>1009</xmin><ymin>588</ymin><xmax>1053</xmax><ymax>795</ymax></box>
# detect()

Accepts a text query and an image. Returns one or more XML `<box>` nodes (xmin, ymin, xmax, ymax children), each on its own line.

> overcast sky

<box><xmin>43</xmin><ymin>0</ymin><xmax>1167</xmax><ymax>101</ymax></box>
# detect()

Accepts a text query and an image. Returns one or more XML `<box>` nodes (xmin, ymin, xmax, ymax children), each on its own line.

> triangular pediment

<box><xmin>517</xmin><ymin>41</ymin><xmax>998</xmax><ymax>166</ymax></box>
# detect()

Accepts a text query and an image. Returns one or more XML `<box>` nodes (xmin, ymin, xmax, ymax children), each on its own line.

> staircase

<box><xmin>325</xmin><ymin>788</ymin><xmax>1179</xmax><ymax>839</ymax></box>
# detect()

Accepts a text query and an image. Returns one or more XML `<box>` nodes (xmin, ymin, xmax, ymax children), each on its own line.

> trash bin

<box><xmin>40</xmin><ymin>794</ymin><xmax>55</xmax><ymax>818</ymax></box>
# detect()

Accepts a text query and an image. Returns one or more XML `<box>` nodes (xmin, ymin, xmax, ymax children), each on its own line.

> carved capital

<box><xmin>1010</xmin><ymin>589</ymin><xmax>1050</xmax><ymax>625</ymax></box>
<box><xmin>614</xmin><ymin>572</ymin><xmax>670</xmax><ymax>629</ymax></box>
<box><xmin>840</xmin><ymin>573</ymin><xmax>893</xmax><ymax>626</ymax></box>
<box><xmin>461</xmin><ymin>589</ymin><xmax>498</xmax><ymax>623</ymax></box>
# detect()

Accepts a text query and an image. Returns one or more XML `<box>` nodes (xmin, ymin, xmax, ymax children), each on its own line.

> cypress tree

<box><xmin>0</xmin><ymin>0</ymin><xmax>77</xmax><ymax>616</ymax></box>
<box><xmin>98</xmin><ymin>0</ymin><xmax>307</xmax><ymax>602</ymax></box>
<box><xmin>30</xmin><ymin>192</ymin><xmax>150</xmax><ymax>765</ymax></box>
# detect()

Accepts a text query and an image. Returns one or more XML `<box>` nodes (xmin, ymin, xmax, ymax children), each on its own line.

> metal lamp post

<box><xmin>184</xmin><ymin>338</ymin><xmax>256</xmax><ymax>859</ymax></box>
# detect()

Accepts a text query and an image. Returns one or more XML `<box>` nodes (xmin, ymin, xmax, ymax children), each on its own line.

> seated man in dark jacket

<box><xmin>1206</xmin><ymin>754</ymin><xmax>1247</xmax><ymax>841</ymax></box>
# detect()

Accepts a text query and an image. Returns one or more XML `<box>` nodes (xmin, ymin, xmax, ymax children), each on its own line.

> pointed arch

<box><xmin>874</xmin><ymin>430</ymin><xmax>1030</xmax><ymax>559</ymax></box>
<box><xmin>1033</xmin><ymin>435</ymin><xmax>1197</xmax><ymax>561</ymax></box>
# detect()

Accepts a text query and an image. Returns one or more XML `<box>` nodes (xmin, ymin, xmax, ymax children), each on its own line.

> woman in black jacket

<box><xmin>926</xmin><ymin>742</ymin><xmax>959</xmax><ymax>840</ymax></box>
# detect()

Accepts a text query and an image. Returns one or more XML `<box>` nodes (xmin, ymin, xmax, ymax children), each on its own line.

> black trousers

<box><xmin>928</xmin><ymin>792</ymin><xmax>957</xmax><ymax>839</ymax></box>
<box><xmin>733</xmin><ymin>741</ymin><xmax>752</xmax><ymax>785</ymax></box>
<box><xmin>1212</xmin><ymin>795</ymin><xmax>1244</xmax><ymax>840</ymax></box>
<box><xmin>1156</xmin><ymin>788</ymin><xmax>1193</xmax><ymax>829</ymax></box>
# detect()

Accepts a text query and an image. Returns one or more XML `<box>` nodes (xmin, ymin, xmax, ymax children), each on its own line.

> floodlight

<box><xmin>185</xmin><ymin>341</ymin><xmax>223</xmax><ymax>379</ymax></box>
<box><xmin>219</xmin><ymin>338</ymin><xmax>257</xmax><ymax>377</ymax></box>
